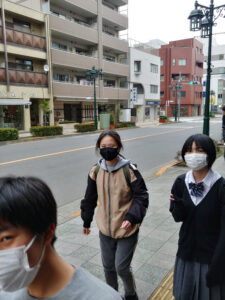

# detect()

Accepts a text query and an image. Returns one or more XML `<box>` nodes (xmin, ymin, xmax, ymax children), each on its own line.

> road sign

<box><xmin>189</xmin><ymin>81</ymin><xmax>200</xmax><ymax>85</ymax></box>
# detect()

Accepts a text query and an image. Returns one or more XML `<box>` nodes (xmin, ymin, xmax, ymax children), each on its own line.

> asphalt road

<box><xmin>0</xmin><ymin>119</ymin><xmax>222</xmax><ymax>208</ymax></box>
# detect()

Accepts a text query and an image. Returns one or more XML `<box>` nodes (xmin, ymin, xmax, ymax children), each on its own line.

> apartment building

<box><xmin>130</xmin><ymin>46</ymin><xmax>160</xmax><ymax>122</ymax></box>
<box><xmin>159</xmin><ymin>38</ymin><xmax>204</xmax><ymax>117</ymax></box>
<box><xmin>202</xmin><ymin>43</ymin><xmax>225</xmax><ymax>113</ymax></box>
<box><xmin>0</xmin><ymin>0</ymin><xmax>53</xmax><ymax>131</ymax></box>
<box><xmin>39</xmin><ymin>0</ymin><xmax>128</xmax><ymax>123</ymax></box>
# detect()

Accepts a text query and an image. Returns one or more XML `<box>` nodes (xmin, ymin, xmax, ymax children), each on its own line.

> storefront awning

<box><xmin>0</xmin><ymin>99</ymin><xmax>31</xmax><ymax>105</ymax></box>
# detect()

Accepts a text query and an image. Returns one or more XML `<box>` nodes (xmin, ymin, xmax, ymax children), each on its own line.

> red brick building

<box><xmin>159</xmin><ymin>38</ymin><xmax>203</xmax><ymax>117</ymax></box>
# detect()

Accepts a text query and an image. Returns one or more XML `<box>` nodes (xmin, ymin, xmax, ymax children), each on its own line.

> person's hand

<box><xmin>120</xmin><ymin>220</ymin><xmax>132</xmax><ymax>231</ymax></box>
<box><xmin>83</xmin><ymin>227</ymin><xmax>91</xmax><ymax>235</ymax></box>
<box><xmin>169</xmin><ymin>194</ymin><xmax>175</xmax><ymax>201</ymax></box>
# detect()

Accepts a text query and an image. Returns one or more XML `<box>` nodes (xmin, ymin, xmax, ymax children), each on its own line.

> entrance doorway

<box><xmin>64</xmin><ymin>104</ymin><xmax>82</xmax><ymax>123</ymax></box>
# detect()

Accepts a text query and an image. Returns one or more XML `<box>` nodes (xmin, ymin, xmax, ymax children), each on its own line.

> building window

<box><xmin>219</xmin><ymin>54</ymin><xmax>224</xmax><ymax>60</ymax></box>
<box><xmin>150</xmin><ymin>85</ymin><xmax>158</xmax><ymax>94</ymax></box>
<box><xmin>52</xmin><ymin>42</ymin><xmax>67</xmax><ymax>51</ymax></box>
<box><xmin>181</xmin><ymin>91</ymin><xmax>186</xmax><ymax>98</ymax></box>
<box><xmin>172</xmin><ymin>58</ymin><xmax>176</xmax><ymax>66</ymax></box>
<box><xmin>160</xmin><ymin>91</ymin><xmax>164</xmax><ymax>98</ymax></box>
<box><xmin>178</xmin><ymin>59</ymin><xmax>187</xmax><ymax>66</ymax></box>
<box><xmin>13</xmin><ymin>18</ymin><xmax>31</xmax><ymax>32</ymax></box>
<box><xmin>104</xmin><ymin>80</ymin><xmax>116</xmax><ymax>87</ymax></box>
<box><xmin>160</xmin><ymin>59</ymin><xmax>163</xmax><ymax>66</ymax></box>
<box><xmin>53</xmin><ymin>73</ymin><xmax>69</xmax><ymax>82</ymax></box>
<box><xmin>150</xmin><ymin>63</ymin><xmax>158</xmax><ymax>73</ymax></box>
<box><xmin>160</xmin><ymin>75</ymin><xmax>164</xmax><ymax>82</ymax></box>
<box><xmin>134</xmin><ymin>61</ymin><xmax>141</xmax><ymax>72</ymax></box>
<box><xmin>9</xmin><ymin>59</ymin><xmax>33</xmax><ymax>71</ymax></box>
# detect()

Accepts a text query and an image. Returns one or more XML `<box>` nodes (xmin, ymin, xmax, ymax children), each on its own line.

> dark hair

<box><xmin>0</xmin><ymin>177</ymin><xmax>57</xmax><ymax>245</ymax></box>
<box><xmin>95</xmin><ymin>130</ymin><xmax>123</xmax><ymax>152</ymax></box>
<box><xmin>181</xmin><ymin>134</ymin><xmax>216</xmax><ymax>168</ymax></box>
<box><xmin>222</xmin><ymin>106</ymin><xmax>225</xmax><ymax>111</ymax></box>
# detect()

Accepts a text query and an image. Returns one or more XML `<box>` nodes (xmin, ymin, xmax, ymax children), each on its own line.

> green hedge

<box><xmin>0</xmin><ymin>128</ymin><xmax>18</xmax><ymax>141</ymax></box>
<box><xmin>116</xmin><ymin>122</ymin><xmax>135</xmax><ymax>128</ymax></box>
<box><xmin>59</xmin><ymin>120</ymin><xmax>76</xmax><ymax>124</ymax></box>
<box><xmin>75</xmin><ymin>122</ymin><xmax>96</xmax><ymax>132</ymax></box>
<box><xmin>159</xmin><ymin>116</ymin><xmax>168</xmax><ymax>120</ymax></box>
<box><xmin>30</xmin><ymin>126</ymin><xmax>63</xmax><ymax>137</ymax></box>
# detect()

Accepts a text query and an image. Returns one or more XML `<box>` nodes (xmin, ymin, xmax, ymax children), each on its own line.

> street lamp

<box><xmin>188</xmin><ymin>0</ymin><xmax>225</xmax><ymax>135</ymax></box>
<box><xmin>85</xmin><ymin>66</ymin><xmax>104</xmax><ymax>130</ymax></box>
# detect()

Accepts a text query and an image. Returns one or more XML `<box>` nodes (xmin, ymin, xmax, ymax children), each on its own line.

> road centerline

<box><xmin>0</xmin><ymin>126</ymin><xmax>200</xmax><ymax>166</ymax></box>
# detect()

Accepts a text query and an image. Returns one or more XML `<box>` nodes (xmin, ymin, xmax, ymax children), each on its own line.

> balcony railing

<box><xmin>51</xmin><ymin>44</ymin><xmax>98</xmax><ymax>58</ymax></box>
<box><xmin>50</xmin><ymin>11</ymin><xmax>97</xmax><ymax>30</ymax></box>
<box><xmin>0</xmin><ymin>26</ymin><xmax>46</xmax><ymax>50</ymax></box>
<box><xmin>0</xmin><ymin>68</ymin><xmax>48</xmax><ymax>86</ymax></box>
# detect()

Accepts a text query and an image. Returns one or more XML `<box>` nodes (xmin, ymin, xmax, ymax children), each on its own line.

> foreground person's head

<box><xmin>0</xmin><ymin>177</ymin><xmax>57</xmax><ymax>292</ymax></box>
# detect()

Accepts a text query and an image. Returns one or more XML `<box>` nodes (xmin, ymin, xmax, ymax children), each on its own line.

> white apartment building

<box><xmin>129</xmin><ymin>46</ymin><xmax>160</xmax><ymax>122</ymax></box>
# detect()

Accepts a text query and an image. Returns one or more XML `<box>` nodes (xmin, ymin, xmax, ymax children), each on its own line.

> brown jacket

<box><xmin>81</xmin><ymin>162</ymin><xmax>149</xmax><ymax>239</ymax></box>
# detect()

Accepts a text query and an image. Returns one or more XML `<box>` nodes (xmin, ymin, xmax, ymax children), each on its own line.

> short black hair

<box><xmin>222</xmin><ymin>106</ymin><xmax>225</xmax><ymax>111</ymax></box>
<box><xmin>181</xmin><ymin>134</ymin><xmax>216</xmax><ymax>168</ymax></box>
<box><xmin>0</xmin><ymin>177</ymin><xmax>57</xmax><ymax>245</ymax></box>
<box><xmin>96</xmin><ymin>130</ymin><xmax>123</xmax><ymax>152</ymax></box>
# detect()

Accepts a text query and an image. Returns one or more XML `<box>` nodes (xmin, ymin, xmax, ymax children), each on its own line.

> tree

<box><xmin>39</xmin><ymin>100</ymin><xmax>50</xmax><ymax>126</ymax></box>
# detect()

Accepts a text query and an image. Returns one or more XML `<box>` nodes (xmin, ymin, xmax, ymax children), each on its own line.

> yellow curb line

<box><xmin>155</xmin><ymin>161</ymin><xmax>180</xmax><ymax>176</ymax></box>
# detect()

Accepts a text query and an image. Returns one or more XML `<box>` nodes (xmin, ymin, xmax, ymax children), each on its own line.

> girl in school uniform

<box><xmin>170</xmin><ymin>134</ymin><xmax>225</xmax><ymax>300</ymax></box>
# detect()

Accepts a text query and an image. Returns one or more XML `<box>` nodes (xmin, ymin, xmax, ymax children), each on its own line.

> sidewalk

<box><xmin>54</xmin><ymin>155</ymin><xmax>225</xmax><ymax>300</ymax></box>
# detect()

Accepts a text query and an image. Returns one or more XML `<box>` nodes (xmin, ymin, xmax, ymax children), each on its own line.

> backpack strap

<box><xmin>94</xmin><ymin>164</ymin><xmax>100</xmax><ymax>179</ymax></box>
<box><xmin>123</xmin><ymin>164</ymin><xmax>131</xmax><ymax>188</ymax></box>
<box><xmin>94</xmin><ymin>163</ymin><xmax>131</xmax><ymax>188</ymax></box>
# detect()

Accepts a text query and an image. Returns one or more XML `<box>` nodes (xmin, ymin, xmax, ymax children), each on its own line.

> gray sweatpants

<box><xmin>99</xmin><ymin>230</ymin><xmax>138</xmax><ymax>297</ymax></box>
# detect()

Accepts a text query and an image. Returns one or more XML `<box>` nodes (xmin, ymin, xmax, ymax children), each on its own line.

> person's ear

<box><xmin>44</xmin><ymin>224</ymin><xmax>55</xmax><ymax>246</ymax></box>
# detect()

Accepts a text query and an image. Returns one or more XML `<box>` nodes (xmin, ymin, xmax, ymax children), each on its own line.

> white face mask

<box><xmin>0</xmin><ymin>235</ymin><xmax>45</xmax><ymax>292</ymax></box>
<box><xmin>184</xmin><ymin>153</ymin><xmax>208</xmax><ymax>171</ymax></box>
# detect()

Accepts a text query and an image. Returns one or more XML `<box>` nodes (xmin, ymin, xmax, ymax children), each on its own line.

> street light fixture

<box><xmin>85</xmin><ymin>66</ymin><xmax>104</xmax><ymax>130</ymax></box>
<box><xmin>188</xmin><ymin>0</ymin><xmax>225</xmax><ymax>136</ymax></box>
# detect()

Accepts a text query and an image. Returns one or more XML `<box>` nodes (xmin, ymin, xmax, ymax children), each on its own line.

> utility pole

<box><xmin>178</xmin><ymin>73</ymin><xmax>182</xmax><ymax>121</ymax></box>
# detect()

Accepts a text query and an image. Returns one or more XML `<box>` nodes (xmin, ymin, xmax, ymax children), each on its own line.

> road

<box><xmin>0</xmin><ymin>119</ymin><xmax>222</xmax><ymax>209</ymax></box>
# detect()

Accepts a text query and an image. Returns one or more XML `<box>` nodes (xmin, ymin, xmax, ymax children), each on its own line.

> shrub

<box><xmin>30</xmin><ymin>126</ymin><xmax>63</xmax><ymax>137</ymax></box>
<box><xmin>159</xmin><ymin>116</ymin><xmax>168</xmax><ymax>120</ymax></box>
<box><xmin>210</xmin><ymin>113</ymin><xmax>215</xmax><ymax>118</ymax></box>
<box><xmin>75</xmin><ymin>122</ymin><xmax>96</xmax><ymax>132</ymax></box>
<box><xmin>0</xmin><ymin>128</ymin><xmax>18</xmax><ymax>141</ymax></box>
<box><xmin>116</xmin><ymin>122</ymin><xmax>135</xmax><ymax>128</ymax></box>
<box><xmin>59</xmin><ymin>120</ymin><xmax>76</xmax><ymax>124</ymax></box>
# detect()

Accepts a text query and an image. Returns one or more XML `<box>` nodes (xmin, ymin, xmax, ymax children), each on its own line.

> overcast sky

<box><xmin>128</xmin><ymin>0</ymin><xmax>225</xmax><ymax>45</ymax></box>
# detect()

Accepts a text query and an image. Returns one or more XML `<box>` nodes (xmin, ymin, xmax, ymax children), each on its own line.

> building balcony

<box><xmin>59</xmin><ymin>0</ymin><xmax>97</xmax><ymax>16</ymax></box>
<box><xmin>49</xmin><ymin>14</ymin><xmax>98</xmax><ymax>44</ymax></box>
<box><xmin>0</xmin><ymin>26</ymin><xmax>46</xmax><ymax>50</ymax></box>
<box><xmin>0</xmin><ymin>68</ymin><xmax>48</xmax><ymax>86</ymax></box>
<box><xmin>103</xmin><ymin>87</ymin><xmax>129</xmax><ymax>100</ymax></box>
<box><xmin>102</xmin><ymin>33</ymin><xmax>128</xmax><ymax>53</ymax></box>
<box><xmin>104</xmin><ymin>0</ymin><xmax>128</xmax><ymax>6</ymax></box>
<box><xmin>53</xmin><ymin>81</ymin><xmax>98</xmax><ymax>98</ymax></box>
<box><xmin>51</xmin><ymin>48</ymin><xmax>98</xmax><ymax>70</ymax></box>
<box><xmin>103</xmin><ymin>60</ymin><xmax>128</xmax><ymax>77</ymax></box>
<box><xmin>102</xmin><ymin>5</ymin><xmax>128</xmax><ymax>30</ymax></box>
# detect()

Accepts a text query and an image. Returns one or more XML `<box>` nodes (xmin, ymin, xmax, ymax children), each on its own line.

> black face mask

<box><xmin>100</xmin><ymin>147</ymin><xmax>119</xmax><ymax>161</ymax></box>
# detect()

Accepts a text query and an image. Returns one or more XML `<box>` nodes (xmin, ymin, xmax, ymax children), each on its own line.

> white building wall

<box><xmin>129</xmin><ymin>47</ymin><xmax>160</xmax><ymax>122</ymax></box>
<box><xmin>203</xmin><ymin>44</ymin><xmax>225</xmax><ymax>112</ymax></box>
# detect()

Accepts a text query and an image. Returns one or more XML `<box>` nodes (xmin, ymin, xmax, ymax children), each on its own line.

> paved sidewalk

<box><xmin>54</xmin><ymin>155</ymin><xmax>225</xmax><ymax>300</ymax></box>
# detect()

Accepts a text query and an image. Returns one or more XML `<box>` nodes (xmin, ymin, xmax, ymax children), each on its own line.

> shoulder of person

<box><xmin>89</xmin><ymin>163</ymin><xmax>100</xmax><ymax>181</ymax></box>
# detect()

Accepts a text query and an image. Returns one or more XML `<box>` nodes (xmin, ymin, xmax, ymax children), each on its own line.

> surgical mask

<box><xmin>100</xmin><ymin>147</ymin><xmax>118</xmax><ymax>161</ymax></box>
<box><xmin>0</xmin><ymin>235</ymin><xmax>45</xmax><ymax>292</ymax></box>
<box><xmin>184</xmin><ymin>153</ymin><xmax>208</xmax><ymax>171</ymax></box>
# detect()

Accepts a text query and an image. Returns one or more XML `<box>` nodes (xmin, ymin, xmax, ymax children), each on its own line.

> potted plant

<box><xmin>159</xmin><ymin>116</ymin><xmax>168</xmax><ymax>123</ymax></box>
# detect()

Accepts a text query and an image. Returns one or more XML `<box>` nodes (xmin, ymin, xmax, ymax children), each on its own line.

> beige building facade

<box><xmin>0</xmin><ymin>0</ymin><xmax>53</xmax><ymax>131</ymax></box>
<box><xmin>45</xmin><ymin>0</ymin><xmax>129</xmax><ymax>123</ymax></box>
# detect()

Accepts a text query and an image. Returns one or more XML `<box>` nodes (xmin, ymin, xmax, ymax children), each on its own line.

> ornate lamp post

<box><xmin>188</xmin><ymin>0</ymin><xmax>225</xmax><ymax>136</ymax></box>
<box><xmin>85</xmin><ymin>66</ymin><xmax>104</xmax><ymax>130</ymax></box>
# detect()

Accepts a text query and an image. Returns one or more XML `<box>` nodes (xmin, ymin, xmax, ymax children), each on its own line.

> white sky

<box><xmin>128</xmin><ymin>0</ymin><xmax>225</xmax><ymax>45</ymax></box>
